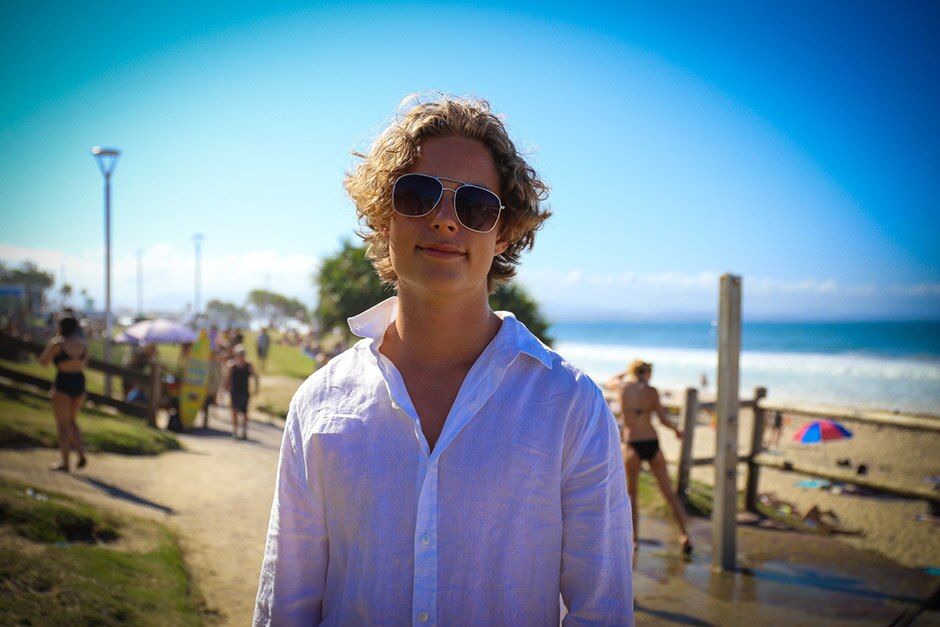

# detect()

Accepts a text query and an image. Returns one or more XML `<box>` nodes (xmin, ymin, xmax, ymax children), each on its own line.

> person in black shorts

<box><xmin>223</xmin><ymin>344</ymin><xmax>259</xmax><ymax>440</ymax></box>
<box><xmin>608</xmin><ymin>359</ymin><xmax>691</xmax><ymax>560</ymax></box>
<box><xmin>39</xmin><ymin>316</ymin><xmax>88</xmax><ymax>471</ymax></box>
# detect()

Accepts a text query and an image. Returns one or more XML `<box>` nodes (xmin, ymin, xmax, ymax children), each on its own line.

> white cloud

<box><xmin>890</xmin><ymin>283</ymin><xmax>940</xmax><ymax>296</ymax></box>
<box><xmin>0</xmin><ymin>245</ymin><xmax>68</xmax><ymax>270</ymax></box>
<box><xmin>748</xmin><ymin>277</ymin><xmax>841</xmax><ymax>295</ymax></box>
<box><xmin>518</xmin><ymin>268</ymin><xmax>940</xmax><ymax>318</ymax></box>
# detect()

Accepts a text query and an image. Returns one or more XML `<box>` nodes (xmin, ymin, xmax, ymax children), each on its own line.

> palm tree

<box><xmin>60</xmin><ymin>283</ymin><xmax>73</xmax><ymax>308</ymax></box>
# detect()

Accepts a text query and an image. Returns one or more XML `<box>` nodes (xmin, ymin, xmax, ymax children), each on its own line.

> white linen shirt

<box><xmin>254</xmin><ymin>297</ymin><xmax>633</xmax><ymax>626</ymax></box>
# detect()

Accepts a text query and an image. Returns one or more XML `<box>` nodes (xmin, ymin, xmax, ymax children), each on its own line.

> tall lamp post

<box><xmin>136</xmin><ymin>248</ymin><xmax>144</xmax><ymax>318</ymax></box>
<box><xmin>92</xmin><ymin>146</ymin><xmax>120</xmax><ymax>398</ymax></box>
<box><xmin>193</xmin><ymin>233</ymin><xmax>204</xmax><ymax>319</ymax></box>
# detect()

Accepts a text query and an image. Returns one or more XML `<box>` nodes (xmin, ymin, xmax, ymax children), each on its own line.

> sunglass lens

<box><xmin>393</xmin><ymin>174</ymin><xmax>441</xmax><ymax>217</ymax></box>
<box><xmin>455</xmin><ymin>186</ymin><xmax>501</xmax><ymax>232</ymax></box>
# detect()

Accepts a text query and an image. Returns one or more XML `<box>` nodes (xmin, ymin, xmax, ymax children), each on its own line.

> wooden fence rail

<box><xmin>0</xmin><ymin>332</ymin><xmax>162</xmax><ymax>425</ymax></box>
<box><xmin>757</xmin><ymin>399</ymin><xmax>940</xmax><ymax>433</ymax></box>
<box><xmin>661</xmin><ymin>385</ymin><xmax>940</xmax><ymax>515</ymax></box>
<box><xmin>748</xmin><ymin>394</ymin><xmax>940</xmax><ymax>514</ymax></box>
<box><xmin>607</xmin><ymin>384</ymin><xmax>940</xmax><ymax>515</ymax></box>
<box><xmin>0</xmin><ymin>365</ymin><xmax>151</xmax><ymax>419</ymax></box>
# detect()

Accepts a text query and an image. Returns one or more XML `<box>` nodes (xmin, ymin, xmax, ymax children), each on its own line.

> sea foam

<box><xmin>556</xmin><ymin>342</ymin><xmax>940</xmax><ymax>415</ymax></box>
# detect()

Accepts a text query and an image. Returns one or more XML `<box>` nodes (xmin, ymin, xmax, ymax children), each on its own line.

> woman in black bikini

<box><xmin>39</xmin><ymin>316</ymin><xmax>88</xmax><ymax>471</ymax></box>
<box><xmin>608</xmin><ymin>359</ymin><xmax>692</xmax><ymax>559</ymax></box>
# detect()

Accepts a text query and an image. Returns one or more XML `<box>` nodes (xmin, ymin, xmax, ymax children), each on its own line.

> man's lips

<box><xmin>417</xmin><ymin>243</ymin><xmax>465</xmax><ymax>258</ymax></box>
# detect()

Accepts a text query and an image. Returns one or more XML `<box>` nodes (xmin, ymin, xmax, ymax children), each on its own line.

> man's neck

<box><xmin>381</xmin><ymin>286</ymin><xmax>501</xmax><ymax>372</ymax></box>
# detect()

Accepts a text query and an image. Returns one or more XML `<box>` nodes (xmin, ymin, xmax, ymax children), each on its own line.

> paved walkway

<box><xmin>2</xmin><ymin>410</ymin><xmax>937</xmax><ymax>625</ymax></box>
<box><xmin>633</xmin><ymin>515</ymin><xmax>938</xmax><ymax>625</ymax></box>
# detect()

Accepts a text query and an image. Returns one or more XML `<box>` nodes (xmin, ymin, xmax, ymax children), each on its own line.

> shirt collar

<box><xmin>347</xmin><ymin>296</ymin><xmax>399</xmax><ymax>341</ymax></box>
<box><xmin>347</xmin><ymin>296</ymin><xmax>552</xmax><ymax>370</ymax></box>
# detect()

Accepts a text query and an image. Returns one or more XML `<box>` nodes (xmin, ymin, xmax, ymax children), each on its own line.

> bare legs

<box><xmin>624</xmin><ymin>443</ymin><xmax>641</xmax><ymax>569</ymax></box>
<box><xmin>623</xmin><ymin>443</ymin><xmax>692</xmax><ymax>560</ymax></box>
<box><xmin>51</xmin><ymin>392</ymin><xmax>86</xmax><ymax>471</ymax></box>
<box><xmin>231</xmin><ymin>408</ymin><xmax>248</xmax><ymax>439</ymax></box>
<box><xmin>648</xmin><ymin>451</ymin><xmax>691</xmax><ymax>552</ymax></box>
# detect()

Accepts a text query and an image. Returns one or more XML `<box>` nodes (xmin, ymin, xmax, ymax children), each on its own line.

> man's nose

<box><xmin>430</xmin><ymin>187</ymin><xmax>460</xmax><ymax>231</ymax></box>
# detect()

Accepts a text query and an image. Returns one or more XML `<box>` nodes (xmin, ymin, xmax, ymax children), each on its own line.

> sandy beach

<box><xmin>652</xmin><ymin>397</ymin><xmax>940</xmax><ymax>572</ymax></box>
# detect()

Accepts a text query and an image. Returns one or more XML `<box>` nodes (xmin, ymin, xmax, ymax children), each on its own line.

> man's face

<box><xmin>388</xmin><ymin>136</ymin><xmax>508</xmax><ymax>299</ymax></box>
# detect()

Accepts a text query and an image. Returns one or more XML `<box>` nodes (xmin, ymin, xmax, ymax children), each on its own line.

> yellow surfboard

<box><xmin>180</xmin><ymin>329</ymin><xmax>211</xmax><ymax>428</ymax></box>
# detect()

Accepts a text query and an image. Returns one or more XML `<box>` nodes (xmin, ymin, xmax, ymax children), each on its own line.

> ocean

<box><xmin>549</xmin><ymin>321</ymin><xmax>940</xmax><ymax>416</ymax></box>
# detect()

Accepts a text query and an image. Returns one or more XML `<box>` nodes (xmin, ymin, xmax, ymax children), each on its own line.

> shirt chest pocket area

<box><xmin>309</xmin><ymin>413</ymin><xmax>398</xmax><ymax>512</ymax></box>
<box><xmin>311</xmin><ymin>413</ymin><xmax>374</xmax><ymax>477</ymax></box>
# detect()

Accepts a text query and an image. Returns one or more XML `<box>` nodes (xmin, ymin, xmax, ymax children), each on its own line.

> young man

<box><xmin>254</xmin><ymin>95</ymin><xmax>633</xmax><ymax>625</ymax></box>
<box><xmin>224</xmin><ymin>344</ymin><xmax>259</xmax><ymax>439</ymax></box>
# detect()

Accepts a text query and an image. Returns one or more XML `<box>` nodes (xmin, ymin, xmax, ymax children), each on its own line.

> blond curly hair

<box><xmin>344</xmin><ymin>93</ymin><xmax>551</xmax><ymax>291</ymax></box>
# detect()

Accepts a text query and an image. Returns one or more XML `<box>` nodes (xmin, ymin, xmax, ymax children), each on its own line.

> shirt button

<box><xmin>418</xmin><ymin>611</ymin><xmax>429</xmax><ymax>622</ymax></box>
<box><xmin>421</xmin><ymin>534</ymin><xmax>431</xmax><ymax>546</ymax></box>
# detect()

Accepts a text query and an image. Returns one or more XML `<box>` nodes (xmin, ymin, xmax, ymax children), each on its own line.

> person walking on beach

<box><xmin>764</xmin><ymin>410</ymin><xmax>784</xmax><ymax>449</ymax></box>
<box><xmin>609</xmin><ymin>359</ymin><xmax>692</xmax><ymax>560</ymax></box>
<box><xmin>223</xmin><ymin>344</ymin><xmax>258</xmax><ymax>440</ymax></box>
<box><xmin>38</xmin><ymin>316</ymin><xmax>88</xmax><ymax>471</ymax></box>
<box><xmin>255</xmin><ymin>327</ymin><xmax>270</xmax><ymax>372</ymax></box>
<box><xmin>254</xmin><ymin>94</ymin><xmax>633</xmax><ymax>625</ymax></box>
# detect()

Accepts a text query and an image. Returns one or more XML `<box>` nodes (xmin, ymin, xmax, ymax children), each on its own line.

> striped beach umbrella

<box><xmin>793</xmin><ymin>419</ymin><xmax>853</xmax><ymax>444</ymax></box>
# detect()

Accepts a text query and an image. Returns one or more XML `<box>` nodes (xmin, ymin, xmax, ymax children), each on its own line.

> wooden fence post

<box><xmin>745</xmin><ymin>386</ymin><xmax>768</xmax><ymax>512</ymax></box>
<box><xmin>713</xmin><ymin>273</ymin><xmax>742</xmax><ymax>572</ymax></box>
<box><xmin>147</xmin><ymin>363</ymin><xmax>161</xmax><ymax>428</ymax></box>
<box><xmin>677</xmin><ymin>387</ymin><xmax>698</xmax><ymax>507</ymax></box>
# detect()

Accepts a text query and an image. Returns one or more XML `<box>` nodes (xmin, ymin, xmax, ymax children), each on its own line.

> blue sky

<box><xmin>1</xmin><ymin>1</ymin><xmax>938</xmax><ymax>320</ymax></box>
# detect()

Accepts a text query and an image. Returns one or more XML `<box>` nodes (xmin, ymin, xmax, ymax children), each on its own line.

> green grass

<box><xmin>636</xmin><ymin>472</ymin><xmax>714</xmax><ymax>519</ymax></box>
<box><xmin>0</xmin><ymin>389</ymin><xmax>181</xmax><ymax>455</ymax></box>
<box><xmin>0</xmin><ymin>476</ymin><xmax>120</xmax><ymax>544</ymax></box>
<box><xmin>1</xmin><ymin>340</ymin><xmax>141</xmax><ymax>398</ymax></box>
<box><xmin>0</xmin><ymin>477</ymin><xmax>204</xmax><ymax>626</ymax></box>
<box><xmin>242</xmin><ymin>331</ymin><xmax>317</xmax><ymax>380</ymax></box>
<box><xmin>157</xmin><ymin>330</ymin><xmax>316</xmax><ymax>380</ymax></box>
<box><xmin>1</xmin><ymin>354</ymin><xmax>110</xmax><ymax>397</ymax></box>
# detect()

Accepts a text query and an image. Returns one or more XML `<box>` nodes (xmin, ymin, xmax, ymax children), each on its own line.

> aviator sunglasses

<box><xmin>392</xmin><ymin>173</ymin><xmax>504</xmax><ymax>233</ymax></box>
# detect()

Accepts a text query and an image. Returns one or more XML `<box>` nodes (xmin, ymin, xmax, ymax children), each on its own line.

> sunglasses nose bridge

<box><xmin>430</xmin><ymin>184</ymin><xmax>462</xmax><ymax>228</ymax></box>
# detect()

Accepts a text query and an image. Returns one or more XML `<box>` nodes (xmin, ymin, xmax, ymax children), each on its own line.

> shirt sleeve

<box><xmin>560</xmin><ymin>386</ymin><xmax>634</xmax><ymax>625</ymax></box>
<box><xmin>253</xmin><ymin>406</ymin><xmax>328</xmax><ymax>626</ymax></box>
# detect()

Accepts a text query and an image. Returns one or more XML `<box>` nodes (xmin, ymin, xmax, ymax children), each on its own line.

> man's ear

<box><xmin>494</xmin><ymin>240</ymin><xmax>509</xmax><ymax>256</ymax></box>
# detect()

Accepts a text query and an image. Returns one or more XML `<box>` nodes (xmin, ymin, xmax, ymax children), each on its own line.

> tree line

<box><xmin>4</xmin><ymin>244</ymin><xmax>553</xmax><ymax>345</ymax></box>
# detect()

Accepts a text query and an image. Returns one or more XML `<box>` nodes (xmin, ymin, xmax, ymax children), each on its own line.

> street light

<box><xmin>92</xmin><ymin>146</ymin><xmax>120</xmax><ymax>398</ymax></box>
<box><xmin>136</xmin><ymin>248</ymin><xmax>144</xmax><ymax>318</ymax></box>
<box><xmin>193</xmin><ymin>233</ymin><xmax>204</xmax><ymax>318</ymax></box>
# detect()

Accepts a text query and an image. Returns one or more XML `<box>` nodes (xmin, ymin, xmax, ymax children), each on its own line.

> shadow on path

<box><xmin>635</xmin><ymin>602</ymin><xmax>714</xmax><ymax>626</ymax></box>
<box><xmin>185</xmin><ymin>426</ymin><xmax>236</xmax><ymax>439</ymax></box>
<box><xmin>75</xmin><ymin>476</ymin><xmax>175</xmax><ymax>515</ymax></box>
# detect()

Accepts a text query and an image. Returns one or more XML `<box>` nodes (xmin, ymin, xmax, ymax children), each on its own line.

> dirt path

<box><xmin>0</xmin><ymin>403</ymin><xmax>286</xmax><ymax>625</ymax></box>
